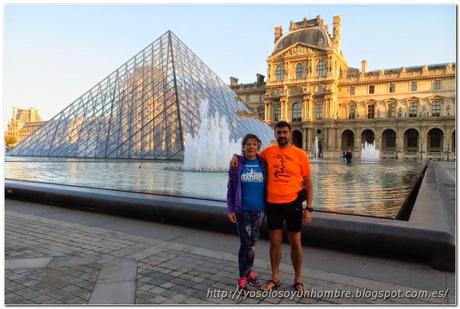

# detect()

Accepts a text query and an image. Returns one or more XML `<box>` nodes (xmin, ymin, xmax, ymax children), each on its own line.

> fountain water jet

<box><xmin>181</xmin><ymin>100</ymin><xmax>241</xmax><ymax>172</ymax></box>
<box><xmin>361</xmin><ymin>142</ymin><xmax>380</xmax><ymax>161</ymax></box>
<box><xmin>311</xmin><ymin>136</ymin><xmax>319</xmax><ymax>161</ymax></box>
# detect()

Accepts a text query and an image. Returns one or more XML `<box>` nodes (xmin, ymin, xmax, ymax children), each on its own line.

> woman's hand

<box><xmin>229</xmin><ymin>154</ymin><xmax>238</xmax><ymax>169</ymax></box>
<box><xmin>227</xmin><ymin>212</ymin><xmax>237</xmax><ymax>223</ymax></box>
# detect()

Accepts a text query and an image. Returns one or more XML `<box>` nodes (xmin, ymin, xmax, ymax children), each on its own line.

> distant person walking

<box><xmin>227</xmin><ymin>134</ymin><xmax>267</xmax><ymax>290</ymax></box>
<box><xmin>345</xmin><ymin>149</ymin><xmax>353</xmax><ymax>166</ymax></box>
<box><xmin>342</xmin><ymin>152</ymin><xmax>347</xmax><ymax>165</ymax></box>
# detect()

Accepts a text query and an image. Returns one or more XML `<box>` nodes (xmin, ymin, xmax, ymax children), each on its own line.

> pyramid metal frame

<box><xmin>10</xmin><ymin>31</ymin><xmax>273</xmax><ymax>160</ymax></box>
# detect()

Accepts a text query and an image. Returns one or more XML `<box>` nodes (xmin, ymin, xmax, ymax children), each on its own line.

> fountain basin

<box><xmin>5</xmin><ymin>158</ymin><xmax>426</xmax><ymax>219</ymax></box>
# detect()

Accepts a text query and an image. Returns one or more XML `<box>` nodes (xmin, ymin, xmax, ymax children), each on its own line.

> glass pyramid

<box><xmin>10</xmin><ymin>31</ymin><xmax>274</xmax><ymax>160</ymax></box>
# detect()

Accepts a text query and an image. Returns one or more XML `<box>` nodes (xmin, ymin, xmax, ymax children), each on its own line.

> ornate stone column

<box><xmin>335</xmin><ymin>128</ymin><xmax>340</xmax><ymax>151</ymax></box>
<box><xmin>308</xmin><ymin>128</ymin><xmax>315</xmax><ymax>153</ymax></box>
<box><xmin>419</xmin><ymin>127</ymin><xmax>427</xmax><ymax>159</ymax></box>
<box><xmin>302</xmin><ymin>98</ymin><xmax>307</xmax><ymax>120</ymax></box>
<box><xmin>312</xmin><ymin>97</ymin><xmax>317</xmax><ymax>121</ymax></box>
<box><xmin>323</xmin><ymin>128</ymin><xmax>328</xmax><ymax>151</ymax></box>
<box><xmin>442</xmin><ymin>128</ymin><xmax>450</xmax><ymax>155</ymax></box>
<box><xmin>375</xmin><ymin>128</ymin><xmax>382</xmax><ymax>150</ymax></box>
<box><xmin>264</xmin><ymin>98</ymin><xmax>272</xmax><ymax>122</ymax></box>
<box><xmin>396</xmin><ymin>128</ymin><xmax>404</xmax><ymax>159</ymax></box>
<box><xmin>280</xmin><ymin>97</ymin><xmax>287</xmax><ymax>120</ymax></box>
<box><xmin>328</xmin><ymin>128</ymin><xmax>334</xmax><ymax>150</ymax></box>
<box><xmin>302</xmin><ymin>128</ymin><xmax>310</xmax><ymax>151</ymax></box>
<box><xmin>303</xmin><ymin>94</ymin><xmax>312</xmax><ymax>121</ymax></box>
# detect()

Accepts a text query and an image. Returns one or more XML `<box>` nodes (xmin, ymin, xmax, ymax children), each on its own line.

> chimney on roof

<box><xmin>230</xmin><ymin>76</ymin><xmax>239</xmax><ymax>86</ymax></box>
<box><xmin>332</xmin><ymin>16</ymin><xmax>342</xmax><ymax>50</ymax></box>
<box><xmin>29</xmin><ymin>107</ymin><xmax>39</xmax><ymax>122</ymax></box>
<box><xmin>274</xmin><ymin>26</ymin><xmax>283</xmax><ymax>43</ymax></box>
<box><xmin>361</xmin><ymin>60</ymin><xmax>368</xmax><ymax>75</ymax></box>
<box><xmin>256</xmin><ymin>74</ymin><xmax>265</xmax><ymax>85</ymax></box>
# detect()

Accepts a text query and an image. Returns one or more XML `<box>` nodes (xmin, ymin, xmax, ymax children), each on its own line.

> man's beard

<box><xmin>277</xmin><ymin>137</ymin><xmax>288</xmax><ymax>146</ymax></box>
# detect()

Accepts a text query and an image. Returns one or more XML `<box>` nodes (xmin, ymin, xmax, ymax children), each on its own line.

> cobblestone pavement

<box><xmin>5</xmin><ymin>210</ymin><xmax>453</xmax><ymax>305</ymax></box>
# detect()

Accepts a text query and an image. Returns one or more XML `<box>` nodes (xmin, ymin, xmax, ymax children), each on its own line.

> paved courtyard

<box><xmin>5</xmin><ymin>199</ymin><xmax>455</xmax><ymax>305</ymax></box>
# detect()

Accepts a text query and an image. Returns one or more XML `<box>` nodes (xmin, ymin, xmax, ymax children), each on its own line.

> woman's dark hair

<box><xmin>241</xmin><ymin>134</ymin><xmax>262</xmax><ymax>154</ymax></box>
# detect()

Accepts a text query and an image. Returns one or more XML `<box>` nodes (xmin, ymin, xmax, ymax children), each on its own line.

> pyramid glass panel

<box><xmin>10</xmin><ymin>31</ymin><xmax>274</xmax><ymax>160</ymax></box>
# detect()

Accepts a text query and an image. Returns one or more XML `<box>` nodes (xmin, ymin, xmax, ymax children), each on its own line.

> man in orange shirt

<box><xmin>231</xmin><ymin>121</ymin><xmax>313</xmax><ymax>294</ymax></box>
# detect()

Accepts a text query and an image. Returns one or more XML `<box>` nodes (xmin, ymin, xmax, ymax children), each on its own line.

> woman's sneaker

<box><xmin>238</xmin><ymin>277</ymin><xmax>247</xmax><ymax>290</ymax></box>
<box><xmin>245</xmin><ymin>271</ymin><xmax>259</xmax><ymax>286</ymax></box>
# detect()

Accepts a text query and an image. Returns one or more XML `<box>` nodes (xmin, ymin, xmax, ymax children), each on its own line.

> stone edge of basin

<box><xmin>4</xmin><ymin>165</ymin><xmax>454</xmax><ymax>272</ymax></box>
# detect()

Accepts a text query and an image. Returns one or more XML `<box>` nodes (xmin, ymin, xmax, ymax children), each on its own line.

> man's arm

<box><xmin>302</xmin><ymin>175</ymin><xmax>313</xmax><ymax>209</ymax></box>
<box><xmin>302</xmin><ymin>175</ymin><xmax>313</xmax><ymax>224</ymax></box>
<box><xmin>226</xmin><ymin>168</ymin><xmax>237</xmax><ymax>224</ymax></box>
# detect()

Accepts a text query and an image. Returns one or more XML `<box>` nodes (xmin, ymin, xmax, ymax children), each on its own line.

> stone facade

<box><xmin>7</xmin><ymin>107</ymin><xmax>44</xmax><ymax>147</ymax></box>
<box><xmin>230</xmin><ymin>74</ymin><xmax>266</xmax><ymax>121</ymax></box>
<box><xmin>232</xmin><ymin>15</ymin><xmax>455</xmax><ymax>161</ymax></box>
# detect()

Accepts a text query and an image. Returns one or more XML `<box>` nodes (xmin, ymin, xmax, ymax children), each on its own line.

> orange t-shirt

<box><xmin>260</xmin><ymin>144</ymin><xmax>311</xmax><ymax>204</ymax></box>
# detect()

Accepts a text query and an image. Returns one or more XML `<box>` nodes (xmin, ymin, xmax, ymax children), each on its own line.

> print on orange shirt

<box><xmin>261</xmin><ymin>145</ymin><xmax>311</xmax><ymax>204</ymax></box>
<box><xmin>273</xmin><ymin>154</ymin><xmax>290</xmax><ymax>182</ymax></box>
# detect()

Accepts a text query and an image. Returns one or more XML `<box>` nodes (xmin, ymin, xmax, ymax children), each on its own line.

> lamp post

<box><xmin>420</xmin><ymin>137</ymin><xmax>423</xmax><ymax>161</ymax></box>
<box><xmin>447</xmin><ymin>143</ymin><xmax>450</xmax><ymax>161</ymax></box>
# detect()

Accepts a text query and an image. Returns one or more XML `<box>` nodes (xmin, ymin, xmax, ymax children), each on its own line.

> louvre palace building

<box><xmin>231</xmin><ymin>15</ymin><xmax>456</xmax><ymax>160</ymax></box>
<box><xmin>6</xmin><ymin>107</ymin><xmax>44</xmax><ymax>147</ymax></box>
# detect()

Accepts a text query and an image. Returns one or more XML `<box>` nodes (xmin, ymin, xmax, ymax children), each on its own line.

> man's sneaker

<box><xmin>245</xmin><ymin>271</ymin><xmax>259</xmax><ymax>286</ymax></box>
<box><xmin>238</xmin><ymin>277</ymin><xmax>247</xmax><ymax>290</ymax></box>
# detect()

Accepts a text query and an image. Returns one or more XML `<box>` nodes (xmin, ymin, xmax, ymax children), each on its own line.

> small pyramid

<box><xmin>10</xmin><ymin>31</ymin><xmax>273</xmax><ymax>160</ymax></box>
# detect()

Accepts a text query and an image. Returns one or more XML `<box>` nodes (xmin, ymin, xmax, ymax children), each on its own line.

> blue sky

<box><xmin>4</xmin><ymin>4</ymin><xmax>456</xmax><ymax>125</ymax></box>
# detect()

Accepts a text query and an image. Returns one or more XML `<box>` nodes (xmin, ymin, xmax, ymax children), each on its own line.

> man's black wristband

<box><xmin>304</xmin><ymin>207</ymin><xmax>313</xmax><ymax>213</ymax></box>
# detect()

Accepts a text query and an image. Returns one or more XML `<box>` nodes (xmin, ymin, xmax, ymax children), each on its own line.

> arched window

<box><xmin>341</xmin><ymin>130</ymin><xmax>354</xmax><ymax>150</ymax></box>
<box><xmin>382</xmin><ymin>129</ymin><xmax>396</xmax><ymax>150</ymax></box>
<box><xmin>292</xmin><ymin>102</ymin><xmax>302</xmax><ymax>121</ymax></box>
<box><xmin>317</xmin><ymin>60</ymin><xmax>327</xmax><ymax>77</ymax></box>
<box><xmin>275</xmin><ymin>65</ymin><xmax>284</xmax><ymax>81</ymax></box>
<box><xmin>428</xmin><ymin>129</ymin><xmax>443</xmax><ymax>152</ymax></box>
<box><xmin>405</xmin><ymin>129</ymin><xmax>419</xmax><ymax>152</ymax></box>
<box><xmin>295</xmin><ymin>63</ymin><xmax>304</xmax><ymax>79</ymax></box>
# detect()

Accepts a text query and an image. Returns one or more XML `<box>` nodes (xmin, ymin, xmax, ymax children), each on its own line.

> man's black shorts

<box><xmin>266</xmin><ymin>198</ymin><xmax>303</xmax><ymax>233</ymax></box>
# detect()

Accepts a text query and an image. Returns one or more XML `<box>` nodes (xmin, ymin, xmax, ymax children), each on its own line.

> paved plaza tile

<box><xmin>5</xmin><ymin>209</ymin><xmax>454</xmax><ymax>305</ymax></box>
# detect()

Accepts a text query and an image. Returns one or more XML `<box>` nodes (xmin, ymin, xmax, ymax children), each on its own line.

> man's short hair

<box><xmin>274</xmin><ymin>121</ymin><xmax>291</xmax><ymax>131</ymax></box>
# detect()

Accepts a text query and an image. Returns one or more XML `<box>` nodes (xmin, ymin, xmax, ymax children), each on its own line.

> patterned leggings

<box><xmin>236</xmin><ymin>211</ymin><xmax>265</xmax><ymax>277</ymax></box>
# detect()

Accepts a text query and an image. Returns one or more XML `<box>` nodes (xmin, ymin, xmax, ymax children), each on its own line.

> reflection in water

<box><xmin>5</xmin><ymin>157</ymin><xmax>424</xmax><ymax>219</ymax></box>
